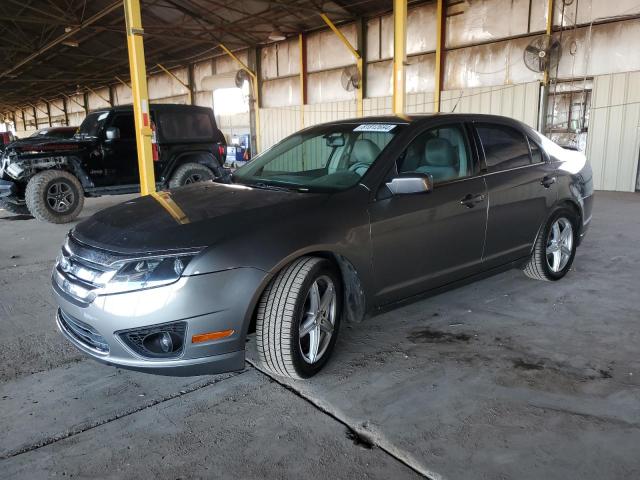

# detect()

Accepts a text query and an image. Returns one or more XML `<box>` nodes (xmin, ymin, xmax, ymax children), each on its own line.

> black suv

<box><xmin>0</xmin><ymin>104</ymin><xmax>226</xmax><ymax>223</ymax></box>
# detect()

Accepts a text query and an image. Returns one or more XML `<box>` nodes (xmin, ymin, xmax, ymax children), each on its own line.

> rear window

<box><xmin>476</xmin><ymin>123</ymin><xmax>531</xmax><ymax>171</ymax></box>
<box><xmin>158</xmin><ymin>111</ymin><xmax>215</xmax><ymax>141</ymax></box>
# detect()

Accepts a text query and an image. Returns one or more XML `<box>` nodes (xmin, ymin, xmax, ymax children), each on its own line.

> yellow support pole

<box><xmin>299</xmin><ymin>33</ymin><xmax>307</xmax><ymax>128</ymax></box>
<box><xmin>392</xmin><ymin>0</ymin><xmax>407</xmax><ymax>115</ymax></box>
<box><xmin>124</xmin><ymin>0</ymin><xmax>156</xmax><ymax>196</ymax></box>
<box><xmin>433</xmin><ymin>0</ymin><xmax>445</xmax><ymax>113</ymax></box>
<box><xmin>543</xmin><ymin>0</ymin><xmax>555</xmax><ymax>86</ymax></box>
<box><xmin>320</xmin><ymin>13</ymin><xmax>363</xmax><ymax>117</ymax></box>
<box><xmin>156</xmin><ymin>63</ymin><xmax>191</xmax><ymax>104</ymax></box>
<box><xmin>218</xmin><ymin>43</ymin><xmax>261</xmax><ymax>154</ymax></box>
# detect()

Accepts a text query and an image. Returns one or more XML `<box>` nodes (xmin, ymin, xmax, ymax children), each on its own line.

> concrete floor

<box><xmin>0</xmin><ymin>191</ymin><xmax>639</xmax><ymax>479</ymax></box>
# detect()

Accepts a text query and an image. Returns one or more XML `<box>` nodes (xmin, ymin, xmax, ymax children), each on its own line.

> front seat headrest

<box><xmin>351</xmin><ymin>139</ymin><xmax>381</xmax><ymax>165</ymax></box>
<box><xmin>424</xmin><ymin>138</ymin><xmax>456</xmax><ymax>167</ymax></box>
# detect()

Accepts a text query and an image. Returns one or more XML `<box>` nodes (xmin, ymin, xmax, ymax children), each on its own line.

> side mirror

<box><xmin>105</xmin><ymin>126</ymin><xmax>120</xmax><ymax>140</ymax></box>
<box><xmin>385</xmin><ymin>173</ymin><xmax>434</xmax><ymax>195</ymax></box>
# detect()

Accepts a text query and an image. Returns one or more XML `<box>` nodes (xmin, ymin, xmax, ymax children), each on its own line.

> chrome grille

<box><xmin>58</xmin><ymin>309</ymin><xmax>109</xmax><ymax>354</ymax></box>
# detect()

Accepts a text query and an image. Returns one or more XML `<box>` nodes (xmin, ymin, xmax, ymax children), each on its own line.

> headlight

<box><xmin>101</xmin><ymin>254</ymin><xmax>196</xmax><ymax>294</ymax></box>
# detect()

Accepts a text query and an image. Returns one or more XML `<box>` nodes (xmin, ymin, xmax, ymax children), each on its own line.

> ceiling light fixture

<box><xmin>268</xmin><ymin>29</ymin><xmax>286</xmax><ymax>41</ymax></box>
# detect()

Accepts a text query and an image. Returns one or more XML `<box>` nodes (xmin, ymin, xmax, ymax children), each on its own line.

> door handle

<box><xmin>460</xmin><ymin>193</ymin><xmax>485</xmax><ymax>208</ymax></box>
<box><xmin>541</xmin><ymin>175</ymin><xmax>557</xmax><ymax>188</ymax></box>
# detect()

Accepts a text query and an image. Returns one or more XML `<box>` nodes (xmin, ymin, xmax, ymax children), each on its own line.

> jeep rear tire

<box><xmin>25</xmin><ymin>170</ymin><xmax>84</xmax><ymax>224</ymax></box>
<box><xmin>169</xmin><ymin>162</ymin><xmax>215</xmax><ymax>189</ymax></box>
<box><xmin>0</xmin><ymin>198</ymin><xmax>30</xmax><ymax>216</ymax></box>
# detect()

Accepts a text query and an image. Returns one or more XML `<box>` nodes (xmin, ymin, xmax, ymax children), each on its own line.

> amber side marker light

<box><xmin>192</xmin><ymin>330</ymin><xmax>235</xmax><ymax>344</ymax></box>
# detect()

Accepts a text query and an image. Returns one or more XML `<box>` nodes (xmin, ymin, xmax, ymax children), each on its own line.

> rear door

<box><xmin>369</xmin><ymin>121</ymin><xmax>488</xmax><ymax>305</ymax></box>
<box><xmin>475</xmin><ymin>121</ymin><xmax>557</xmax><ymax>267</ymax></box>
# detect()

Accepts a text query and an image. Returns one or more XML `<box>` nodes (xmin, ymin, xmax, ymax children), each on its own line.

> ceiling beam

<box><xmin>0</xmin><ymin>1</ymin><xmax>122</xmax><ymax>79</ymax></box>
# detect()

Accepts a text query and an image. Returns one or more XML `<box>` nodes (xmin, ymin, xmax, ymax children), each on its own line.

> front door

<box><xmin>369</xmin><ymin>123</ymin><xmax>488</xmax><ymax>305</ymax></box>
<box><xmin>101</xmin><ymin>112</ymin><xmax>138</xmax><ymax>186</ymax></box>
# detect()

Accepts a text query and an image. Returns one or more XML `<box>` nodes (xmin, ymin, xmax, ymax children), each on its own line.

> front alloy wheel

<box><xmin>298</xmin><ymin>275</ymin><xmax>337</xmax><ymax>364</ymax></box>
<box><xmin>256</xmin><ymin>257</ymin><xmax>342</xmax><ymax>379</ymax></box>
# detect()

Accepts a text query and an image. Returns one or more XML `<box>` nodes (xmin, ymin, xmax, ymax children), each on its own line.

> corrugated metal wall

<box><xmin>587</xmin><ymin>72</ymin><xmax>640</xmax><ymax>192</ymax></box>
<box><xmin>259</xmin><ymin>85</ymin><xmax>538</xmax><ymax>150</ymax></box>
<box><xmin>440</xmin><ymin>82</ymin><xmax>540</xmax><ymax>127</ymax></box>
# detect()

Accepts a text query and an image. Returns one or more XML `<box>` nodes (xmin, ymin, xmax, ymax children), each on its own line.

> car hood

<box><xmin>72</xmin><ymin>182</ymin><xmax>329</xmax><ymax>254</ymax></box>
<box><xmin>7</xmin><ymin>137</ymin><xmax>94</xmax><ymax>156</ymax></box>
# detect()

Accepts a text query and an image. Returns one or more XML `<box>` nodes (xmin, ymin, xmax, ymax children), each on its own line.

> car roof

<box><xmin>309</xmin><ymin>113</ymin><xmax>532</xmax><ymax>131</ymax></box>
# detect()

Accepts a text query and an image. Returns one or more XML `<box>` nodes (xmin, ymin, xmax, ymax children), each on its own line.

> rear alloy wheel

<box><xmin>25</xmin><ymin>170</ymin><xmax>84</xmax><ymax>224</ymax></box>
<box><xmin>168</xmin><ymin>162</ymin><xmax>215</xmax><ymax>189</ymax></box>
<box><xmin>256</xmin><ymin>257</ymin><xmax>342</xmax><ymax>379</ymax></box>
<box><xmin>523</xmin><ymin>208</ymin><xmax>577</xmax><ymax>281</ymax></box>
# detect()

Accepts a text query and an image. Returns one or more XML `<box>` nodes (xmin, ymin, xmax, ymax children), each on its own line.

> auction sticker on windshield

<box><xmin>353</xmin><ymin>124</ymin><xmax>396</xmax><ymax>132</ymax></box>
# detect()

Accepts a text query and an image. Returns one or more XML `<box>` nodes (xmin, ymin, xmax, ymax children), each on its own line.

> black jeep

<box><xmin>0</xmin><ymin>104</ymin><xmax>226</xmax><ymax>223</ymax></box>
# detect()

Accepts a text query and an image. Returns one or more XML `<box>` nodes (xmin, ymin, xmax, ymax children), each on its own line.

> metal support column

<box><xmin>187</xmin><ymin>63</ymin><xmax>196</xmax><ymax>105</ymax></box>
<box><xmin>62</xmin><ymin>97</ymin><xmax>69</xmax><ymax>125</ymax></box>
<box><xmin>320</xmin><ymin>13</ymin><xmax>363</xmax><ymax>117</ymax></box>
<box><xmin>124</xmin><ymin>0</ymin><xmax>156</xmax><ymax>195</ymax></box>
<box><xmin>539</xmin><ymin>0</ymin><xmax>555</xmax><ymax>131</ymax></box>
<box><xmin>434</xmin><ymin>0</ymin><xmax>445</xmax><ymax>113</ymax></box>
<box><xmin>45</xmin><ymin>101</ymin><xmax>52</xmax><ymax>126</ymax></box>
<box><xmin>392</xmin><ymin>0</ymin><xmax>407</xmax><ymax>115</ymax></box>
<box><xmin>219</xmin><ymin>43</ymin><xmax>261</xmax><ymax>154</ymax></box>
<box><xmin>157</xmin><ymin>63</ymin><xmax>191</xmax><ymax>104</ymax></box>
<box><xmin>299</xmin><ymin>33</ymin><xmax>307</xmax><ymax>128</ymax></box>
<box><xmin>32</xmin><ymin>106</ymin><xmax>38</xmax><ymax>129</ymax></box>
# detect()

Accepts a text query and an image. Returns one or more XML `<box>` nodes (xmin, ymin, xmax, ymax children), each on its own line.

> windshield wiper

<box><xmin>252</xmin><ymin>182</ymin><xmax>294</xmax><ymax>192</ymax></box>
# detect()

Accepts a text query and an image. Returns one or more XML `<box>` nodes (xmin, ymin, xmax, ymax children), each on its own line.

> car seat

<box><xmin>416</xmin><ymin>137</ymin><xmax>458</xmax><ymax>182</ymax></box>
<box><xmin>349</xmin><ymin>139</ymin><xmax>381</xmax><ymax>176</ymax></box>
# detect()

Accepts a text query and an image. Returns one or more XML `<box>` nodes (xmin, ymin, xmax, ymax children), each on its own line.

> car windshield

<box><xmin>76</xmin><ymin>111</ymin><xmax>109</xmax><ymax>138</ymax></box>
<box><xmin>232</xmin><ymin>123</ymin><xmax>402</xmax><ymax>192</ymax></box>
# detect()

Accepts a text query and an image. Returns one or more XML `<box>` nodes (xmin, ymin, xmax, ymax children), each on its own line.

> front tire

<box><xmin>168</xmin><ymin>162</ymin><xmax>215</xmax><ymax>189</ymax></box>
<box><xmin>25</xmin><ymin>170</ymin><xmax>84</xmax><ymax>224</ymax></box>
<box><xmin>256</xmin><ymin>257</ymin><xmax>342</xmax><ymax>379</ymax></box>
<box><xmin>523</xmin><ymin>208</ymin><xmax>578</xmax><ymax>281</ymax></box>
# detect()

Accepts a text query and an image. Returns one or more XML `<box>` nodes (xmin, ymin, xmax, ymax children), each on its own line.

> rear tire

<box><xmin>256</xmin><ymin>257</ymin><xmax>342</xmax><ymax>379</ymax></box>
<box><xmin>523</xmin><ymin>208</ymin><xmax>578</xmax><ymax>281</ymax></box>
<box><xmin>0</xmin><ymin>198</ymin><xmax>30</xmax><ymax>216</ymax></box>
<box><xmin>25</xmin><ymin>170</ymin><xmax>84</xmax><ymax>224</ymax></box>
<box><xmin>169</xmin><ymin>162</ymin><xmax>215</xmax><ymax>189</ymax></box>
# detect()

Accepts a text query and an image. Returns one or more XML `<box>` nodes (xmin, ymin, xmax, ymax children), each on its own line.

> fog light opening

<box><xmin>141</xmin><ymin>331</ymin><xmax>184</xmax><ymax>356</ymax></box>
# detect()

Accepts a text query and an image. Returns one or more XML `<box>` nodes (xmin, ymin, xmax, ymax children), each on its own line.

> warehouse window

<box><xmin>547</xmin><ymin>90</ymin><xmax>591</xmax><ymax>133</ymax></box>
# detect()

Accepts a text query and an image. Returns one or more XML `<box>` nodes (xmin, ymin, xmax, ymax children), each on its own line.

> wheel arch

<box><xmin>531</xmin><ymin>199</ymin><xmax>583</xmax><ymax>255</ymax></box>
<box><xmin>165</xmin><ymin>151</ymin><xmax>221</xmax><ymax>180</ymax></box>
<box><xmin>244</xmin><ymin>250</ymin><xmax>367</xmax><ymax>336</ymax></box>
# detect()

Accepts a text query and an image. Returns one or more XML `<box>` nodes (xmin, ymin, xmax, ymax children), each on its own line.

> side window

<box><xmin>110</xmin><ymin>114</ymin><xmax>135</xmax><ymax>140</ymax></box>
<box><xmin>476</xmin><ymin>123</ymin><xmax>531</xmax><ymax>171</ymax></box>
<box><xmin>528</xmin><ymin>138</ymin><xmax>544</xmax><ymax>164</ymax></box>
<box><xmin>158</xmin><ymin>111</ymin><xmax>215</xmax><ymax>140</ymax></box>
<box><xmin>398</xmin><ymin>124</ymin><xmax>471</xmax><ymax>183</ymax></box>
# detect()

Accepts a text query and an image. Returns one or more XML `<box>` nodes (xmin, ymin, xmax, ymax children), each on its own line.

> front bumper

<box><xmin>52</xmin><ymin>267</ymin><xmax>269</xmax><ymax>376</ymax></box>
<box><xmin>0</xmin><ymin>179</ymin><xmax>16</xmax><ymax>199</ymax></box>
